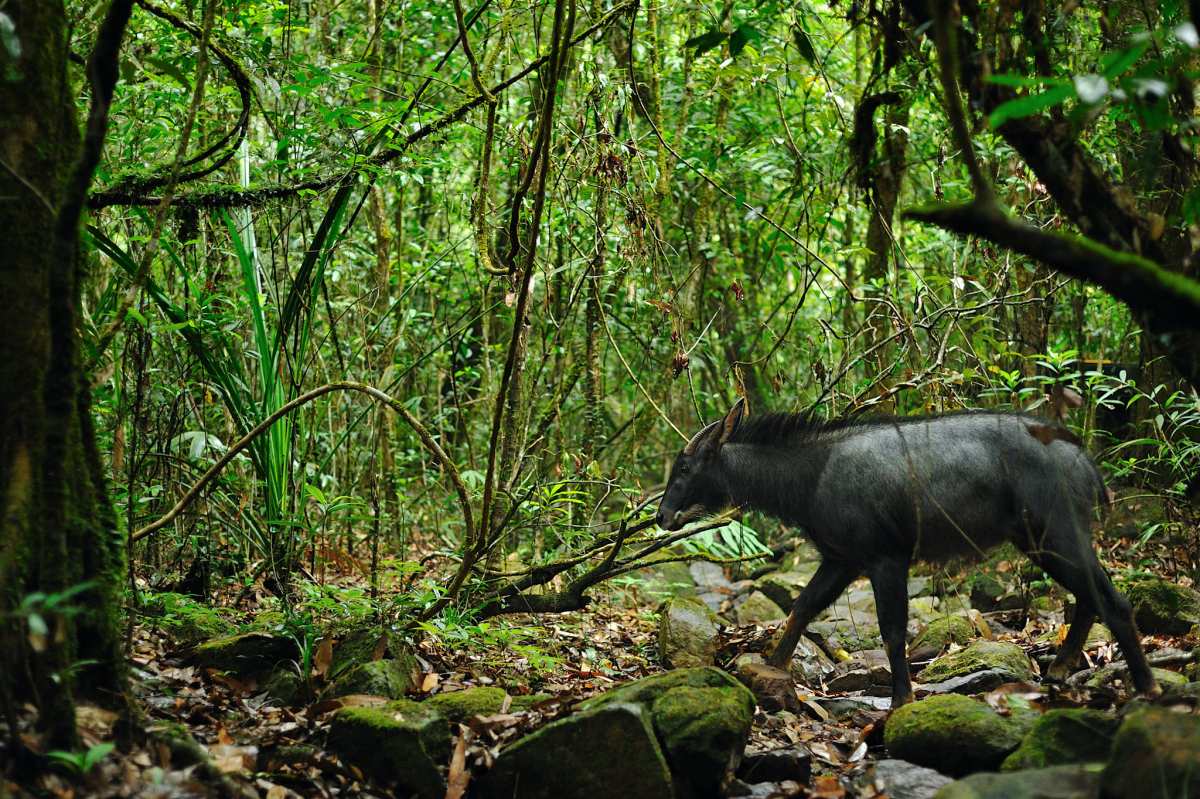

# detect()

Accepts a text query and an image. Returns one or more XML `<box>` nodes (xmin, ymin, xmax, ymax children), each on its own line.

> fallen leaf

<box><xmin>421</xmin><ymin>672</ymin><xmax>440</xmax><ymax>693</ymax></box>
<box><xmin>313</xmin><ymin>639</ymin><xmax>334</xmax><ymax>678</ymax></box>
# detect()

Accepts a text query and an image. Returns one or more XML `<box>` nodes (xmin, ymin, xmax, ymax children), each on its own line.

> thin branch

<box><xmin>91</xmin><ymin>1</ymin><xmax>634</xmax><ymax>209</ymax></box>
<box><xmin>930</xmin><ymin>0</ymin><xmax>995</xmax><ymax>207</ymax></box>
<box><xmin>131</xmin><ymin>382</ymin><xmax>473</xmax><ymax>544</ymax></box>
<box><xmin>904</xmin><ymin>202</ymin><xmax>1200</xmax><ymax>329</ymax></box>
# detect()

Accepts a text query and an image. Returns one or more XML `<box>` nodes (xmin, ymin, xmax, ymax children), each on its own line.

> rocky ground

<box><xmin>6</xmin><ymin>533</ymin><xmax>1200</xmax><ymax>798</ymax></box>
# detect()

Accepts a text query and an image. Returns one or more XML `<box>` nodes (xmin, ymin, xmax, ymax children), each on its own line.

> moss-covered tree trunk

<box><xmin>0</xmin><ymin>0</ymin><xmax>126</xmax><ymax>748</ymax></box>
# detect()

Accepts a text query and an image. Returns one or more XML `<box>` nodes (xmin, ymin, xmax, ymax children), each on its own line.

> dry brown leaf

<box><xmin>810</xmin><ymin>774</ymin><xmax>846</xmax><ymax>798</ymax></box>
<box><xmin>313</xmin><ymin>638</ymin><xmax>334</xmax><ymax>678</ymax></box>
<box><xmin>445</xmin><ymin>727</ymin><xmax>472</xmax><ymax>799</ymax></box>
<box><xmin>421</xmin><ymin>672</ymin><xmax>441</xmax><ymax>693</ymax></box>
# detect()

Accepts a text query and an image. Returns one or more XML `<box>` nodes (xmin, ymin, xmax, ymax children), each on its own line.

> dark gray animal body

<box><xmin>657</xmin><ymin>401</ymin><xmax>1157</xmax><ymax>707</ymax></box>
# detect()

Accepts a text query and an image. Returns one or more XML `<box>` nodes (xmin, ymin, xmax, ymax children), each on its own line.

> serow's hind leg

<box><xmin>1024</xmin><ymin>516</ymin><xmax>1158</xmax><ymax>696</ymax></box>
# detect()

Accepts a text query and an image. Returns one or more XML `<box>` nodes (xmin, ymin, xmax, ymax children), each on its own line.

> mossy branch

<box><xmin>904</xmin><ymin>202</ymin><xmax>1200</xmax><ymax>329</ymax></box>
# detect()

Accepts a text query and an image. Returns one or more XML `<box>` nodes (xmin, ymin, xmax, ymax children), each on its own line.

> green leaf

<box><xmin>145</xmin><ymin>57</ymin><xmax>191</xmax><ymax>90</ymax></box>
<box><xmin>987</xmin><ymin>83</ymin><xmax>1075</xmax><ymax>127</ymax></box>
<box><xmin>685</xmin><ymin>29</ymin><xmax>727</xmax><ymax>57</ymax></box>
<box><xmin>792</xmin><ymin>25</ymin><xmax>817</xmax><ymax>64</ymax></box>
<box><xmin>987</xmin><ymin>73</ymin><xmax>1066</xmax><ymax>89</ymax></box>
<box><xmin>729</xmin><ymin>24</ymin><xmax>760</xmax><ymax>58</ymax></box>
<box><xmin>1100</xmin><ymin>39</ymin><xmax>1150</xmax><ymax>79</ymax></box>
<box><xmin>0</xmin><ymin>12</ymin><xmax>20</xmax><ymax>60</ymax></box>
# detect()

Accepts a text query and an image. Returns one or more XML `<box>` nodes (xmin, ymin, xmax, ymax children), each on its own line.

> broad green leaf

<box><xmin>987</xmin><ymin>83</ymin><xmax>1075</xmax><ymax>127</ymax></box>
<box><xmin>792</xmin><ymin>25</ymin><xmax>817</xmax><ymax>64</ymax></box>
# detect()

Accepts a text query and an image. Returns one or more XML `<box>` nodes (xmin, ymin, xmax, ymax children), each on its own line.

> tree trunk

<box><xmin>0</xmin><ymin>0</ymin><xmax>126</xmax><ymax>748</ymax></box>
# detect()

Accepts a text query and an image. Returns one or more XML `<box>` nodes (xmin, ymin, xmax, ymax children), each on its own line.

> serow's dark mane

<box><xmin>724</xmin><ymin>409</ymin><xmax>1014</xmax><ymax>448</ymax></box>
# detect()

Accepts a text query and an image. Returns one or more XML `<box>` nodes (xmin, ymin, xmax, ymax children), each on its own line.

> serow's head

<box><xmin>657</xmin><ymin>398</ymin><xmax>747</xmax><ymax>531</ymax></box>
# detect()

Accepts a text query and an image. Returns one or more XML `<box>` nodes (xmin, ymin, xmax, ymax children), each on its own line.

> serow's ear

<box><xmin>717</xmin><ymin>397</ymin><xmax>748</xmax><ymax>447</ymax></box>
<box><xmin>683</xmin><ymin>420</ymin><xmax>720</xmax><ymax>456</ymax></box>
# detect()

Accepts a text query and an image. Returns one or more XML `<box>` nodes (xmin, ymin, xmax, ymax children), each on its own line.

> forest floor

<box><xmin>5</xmin><ymin>495</ymin><xmax>1200</xmax><ymax>798</ymax></box>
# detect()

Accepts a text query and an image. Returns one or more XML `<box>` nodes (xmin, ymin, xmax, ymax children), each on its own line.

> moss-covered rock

<box><xmin>324</xmin><ymin>658</ymin><xmax>414</xmax><ymax>700</ymax></box>
<box><xmin>1000</xmin><ymin>709</ymin><xmax>1119</xmax><ymax>771</ymax></box>
<box><xmin>735</xmin><ymin>591</ymin><xmax>787</xmax><ymax>625</ymax></box>
<box><xmin>263</xmin><ymin>668</ymin><xmax>306</xmax><ymax>705</ymax></box>
<box><xmin>659</xmin><ymin>595</ymin><xmax>721</xmax><ymax>669</ymax></box>
<box><xmin>330</xmin><ymin>627</ymin><xmax>413</xmax><ymax>680</ymax></box>
<box><xmin>884</xmin><ymin>694</ymin><xmax>1029</xmax><ymax>776</ymax></box>
<box><xmin>1100</xmin><ymin>706</ymin><xmax>1200</xmax><ymax>799</ymax></box>
<box><xmin>326</xmin><ymin>699</ymin><xmax>449</xmax><ymax>798</ymax></box>
<box><xmin>191</xmin><ymin>632</ymin><xmax>298</xmax><ymax>677</ymax></box>
<box><xmin>581</xmin><ymin>666</ymin><xmax>749</xmax><ymax>711</ymax></box>
<box><xmin>145</xmin><ymin>592</ymin><xmax>235</xmax><ymax>646</ymax></box>
<box><xmin>475</xmin><ymin>703</ymin><xmax>674</xmax><ymax>799</ymax></box>
<box><xmin>935</xmin><ymin>764</ymin><xmax>1103</xmax><ymax>799</ymax></box>
<box><xmin>1115</xmin><ymin>578</ymin><xmax>1200</xmax><ymax>636</ymax></box>
<box><xmin>509</xmin><ymin>693</ymin><xmax>554</xmax><ymax>711</ymax></box>
<box><xmin>1084</xmin><ymin>665</ymin><xmax>1187</xmax><ymax>692</ymax></box>
<box><xmin>652</xmin><ymin>686</ymin><xmax>754</xmax><ymax>798</ymax></box>
<box><xmin>581</xmin><ymin>667</ymin><xmax>755</xmax><ymax>798</ymax></box>
<box><xmin>426</xmin><ymin>687</ymin><xmax>508</xmax><ymax>721</ymax></box>
<box><xmin>912</xmin><ymin>616</ymin><xmax>976</xmax><ymax>655</ymax></box>
<box><xmin>756</xmin><ymin>571</ymin><xmax>809</xmax><ymax>610</ymax></box>
<box><xmin>918</xmin><ymin>641</ymin><xmax>1033</xmax><ymax>684</ymax></box>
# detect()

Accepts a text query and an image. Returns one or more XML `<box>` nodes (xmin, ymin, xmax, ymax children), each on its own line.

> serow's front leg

<box><xmin>767</xmin><ymin>559</ymin><xmax>859</xmax><ymax>669</ymax></box>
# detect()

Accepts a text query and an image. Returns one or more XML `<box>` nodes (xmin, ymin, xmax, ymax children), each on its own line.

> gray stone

<box><xmin>736</xmin><ymin>591</ymin><xmax>787</xmax><ymax>625</ymax></box>
<box><xmin>660</xmin><ymin>596</ymin><xmax>721</xmax><ymax>669</ymax></box>
<box><xmin>871</xmin><ymin>759</ymin><xmax>954</xmax><ymax>799</ymax></box>
<box><xmin>935</xmin><ymin>764</ymin><xmax>1102</xmax><ymax>799</ymax></box>
<box><xmin>737</xmin><ymin>747</ymin><xmax>812</xmax><ymax>784</ymax></box>
<box><xmin>920</xmin><ymin>668</ymin><xmax>1025</xmax><ymax>696</ymax></box>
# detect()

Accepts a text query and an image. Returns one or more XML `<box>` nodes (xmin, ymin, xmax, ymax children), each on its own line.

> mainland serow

<box><xmin>657</xmin><ymin>399</ymin><xmax>1158</xmax><ymax>707</ymax></box>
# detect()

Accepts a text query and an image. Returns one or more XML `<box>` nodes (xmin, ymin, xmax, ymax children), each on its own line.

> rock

<box><xmin>426</xmin><ymin>686</ymin><xmax>508</xmax><ymax>721</ymax></box>
<box><xmin>475</xmin><ymin>703</ymin><xmax>674</xmax><ymax>799</ymax></box>
<box><xmin>145</xmin><ymin>592</ymin><xmax>235</xmax><ymax>646</ymax></box>
<box><xmin>737</xmin><ymin>748</ymin><xmax>812</xmax><ymax>784</ymax></box>
<box><xmin>653</xmin><ymin>685</ymin><xmax>755</xmax><ymax>797</ymax></box>
<box><xmin>970</xmin><ymin>574</ymin><xmax>1023</xmax><ymax>613</ymax></box>
<box><xmin>660</xmin><ymin>596</ymin><xmax>721</xmax><ymax>668</ymax></box>
<box><xmin>736</xmin><ymin>591</ymin><xmax>787</xmax><ymax>625</ymax></box>
<box><xmin>884</xmin><ymin>694</ymin><xmax>1029</xmax><ymax>776</ymax></box>
<box><xmin>816</xmin><ymin>695</ymin><xmax>893</xmax><ymax>719</ymax></box>
<box><xmin>582</xmin><ymin>666</ymin><xmax>750</xmax><ymax>711</ymax></box>
<box><xmin>756</xmin><ymin>572</ymin><xmax>809</xmax><ymax>609</ymax></box>
<box><xmin>191</xmin><ymin>632</ymin><xmax>298</xmax><ymax>677</ymax></box>
<box><xmin>581</xmin><ymin>667</ymin><xmax>756</xmax><ymax>797</ymax></box>
<box><xmin>912</xmin><ymin>616</ymin><xmax>976</xmax><ymax>656</ymax></box>
<box><xmin>1115</xmin><ymin>577</ymin><xmax>1200</xmax><ymax>635</ymax></box>
<box><xmin>828</xmin><ymin>651</ymin><xmax>891</xmax><ymax>693</ymax></box>
<box><xmin>870</xmin><ymin>759</ymin><xmax>954</xmax><ymax>799</ymax></box>
<box><xmin>263</xmin><ymin>668</ymin><xmax>305</xmax><ymax>705</ymax></box>
<box><xmin>1081</xmin><ymin>665</ymin><xmax>1187</xmax><ymax>691</ymax></box>
<box><xmin>736</xmin><ymin>661</ymin><xmax>799</xmax><ymax>713</ymax></box>
<box><xmin>330</xmin><ymin>627</ymin><xmax>413</xmax><ymax>680</ymax></box>
<box><xmin>690</xmin><ymin>561</ymin><xmax>732</xmax><ymax>590</ymax></box>
<box><xmin>1000</xmin><ymin>709</ymin><xmax>1119</xmax><ymax>771</ymax></box>
<box><xmin>327</xmin><ymin>699</ymin><xmax>450</xmax><ymax>798</ymax></box>
<box><xmin>324</xmin><ymin>658</ymin><xmax>414</xmax><ymax>700</ymax></box>
<box><xmin>509</xmin><ymin>692</ymin><xmax>554</xmax><ymax>711</ymax></box>
<box><xmin>727</xmin><ymin>778</ymin><xmax>806</xmax><ymax>798</ymax></box>
<box><xmin>920</xmin><ymin>669</ymin><xmax>1023</xmax><ymax>696</ymax></box>
<box><xmin>1101</xmin><ymin>706</ymin><xmax>1200</xmax><ymax>799</ymax></box>
<box><xmin>641</xmin><ymin>561</ymin><xmax>699</xmax><ymax>599</ymax></box>
<box><xmin>918</xmin><ymin>641</ymin><xmax>1034</xmax><ymax>684</ymax></box>
<box><xmin>934</xmin><ymin>764</ymin><xmax>1102</xmax><ymax>799</ymax></box>
<box><xmin>785</xmin><ymin>637</ymin><xmax>837</xmax><ymax>686</ymax></box>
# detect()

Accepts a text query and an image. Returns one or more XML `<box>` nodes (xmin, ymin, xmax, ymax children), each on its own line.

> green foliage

<box><xmin>46</xmin><ymin>743</ymin><xmax>115</xmax><ymax>776</ymax></box>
